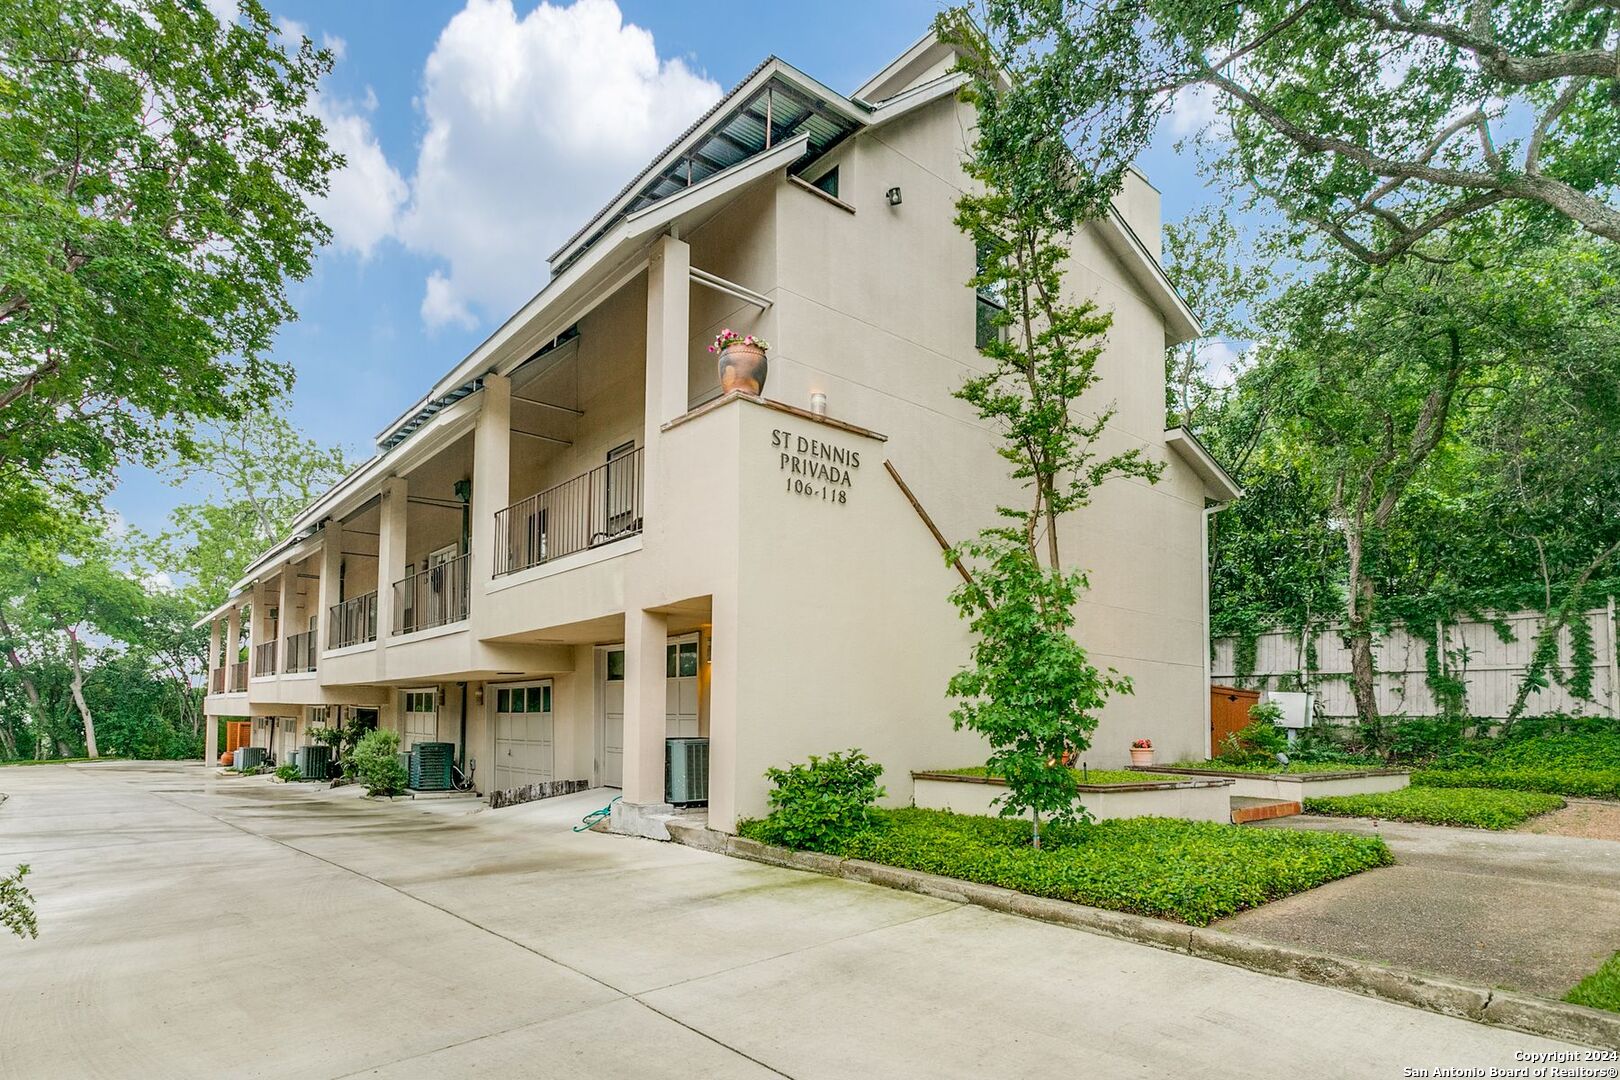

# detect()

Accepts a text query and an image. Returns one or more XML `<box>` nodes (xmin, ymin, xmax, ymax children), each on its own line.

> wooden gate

<box><xmin>223</xmin><ymin>720</ymin><xmax>250</xmax><ymax>755</ymax></box>
<box><xmin>1210</xmin><ymin>685</ymin><xmax>1260</xmax><ymax>754</ymax></box>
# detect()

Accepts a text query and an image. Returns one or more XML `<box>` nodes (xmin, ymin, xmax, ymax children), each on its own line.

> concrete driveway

<box><xmin>0</xmin><ymin>763</ymin><xmax>1581</xmax><ymax>1078</ymax></box>
<box><xmin>1226</xmin><ymin>814</ymin><xmax>1620</xmax><ymax>999</ymax></box>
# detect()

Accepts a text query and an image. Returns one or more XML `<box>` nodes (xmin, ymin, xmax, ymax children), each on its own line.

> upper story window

<box><xmin>974</xmin><ymin>239</ymin><xmax>1006</xmax><ymax>350</ymax></box>
<box><xmin>811</xmin><ymin>166</ymin><xmax>839</xmax><ymax>199</ymax></box>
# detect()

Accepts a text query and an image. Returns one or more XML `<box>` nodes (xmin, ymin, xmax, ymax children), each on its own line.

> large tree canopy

<box><xmin>956</xmin><ymin>0</ymin><xmax>1619</xmax><ymax>264</ymax></box>
<box><xmin>0</xmin><ymin>0</ymin><xmax>339</xmax><ymax>536</ymax></box>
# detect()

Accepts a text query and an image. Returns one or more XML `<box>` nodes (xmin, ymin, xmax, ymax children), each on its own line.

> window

<box><xmin>811</xmin><ymin>166</ymin><xmax>839</xmax><ymax>199</ymax></box>
<box><xmin>974</xmin><ymin>238</ymin><xmax>1005</xmax><ymax>350</ymax></box>
<box><xmin>666</xmin><ymin>640</ymin><xmax>699</xmax><ymax>678</ymax></box>
<box><xmin>606</xmin><ymin>649</ymin><xmax>625</xmax><ymax>681</ymax></box>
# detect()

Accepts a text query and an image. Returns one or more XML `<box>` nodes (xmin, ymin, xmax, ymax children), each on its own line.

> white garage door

<box><xmin>493</xmin><ymin>682</ymin><xmax>554</xmax><ymax>792</ymax></box>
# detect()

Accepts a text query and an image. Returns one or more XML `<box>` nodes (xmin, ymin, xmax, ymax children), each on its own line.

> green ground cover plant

<box><xmin>1416</xmin><ymin>733</ymin><xmax>1620</xmax><ymax>799</ymax></box>
<box><xmin>739</xmin><ymin>807</ymin><xmax>1392</xmax><ymax>926</ymax></box>
<box><xmin>929</xmin><ymin>765</ymin><xmax>1184</xmax><ymax>785</ymax></box>
<box><xmin>1304</xmin><ymin>787</ymin><xmax>1565</xmax><ymax>829</ymax></box>
<box><xmin>1566</xmin><ymin>952</ymin><xmax>1620</xmax><ymax>1014</ymax></box>
<box><xmin>1164</xmin><ymin>759</ymin><xmax>1382</xmax><ymax>775</ymax></box>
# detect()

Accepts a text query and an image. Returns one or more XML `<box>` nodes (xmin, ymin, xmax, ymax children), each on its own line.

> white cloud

<box><xmin>397</xmin><ymin>0</ymin><xmax>722</xmax><ymax>327</ymax></box>
<box><xmin>1166</xmin><ymin>83</ymin><xmax>1226</xmax><ymax>138</ymax></box>
<box><xmin>421</xmin><ymin>270</ymin><xmax>477</xmax><ymax>330</ymax></box>
<box><xmin>1197</xmin><ymin>338</ymin><xmax>1255</xmax><ymax>388</ymax></box>
<box><xmin>311</xmin><ymin>90</ymin><xmax>409</xmax><ymax>260</ymax></box>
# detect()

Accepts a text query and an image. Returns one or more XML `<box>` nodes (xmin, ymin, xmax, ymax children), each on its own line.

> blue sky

<box><xmin>114</xmin><ymin>0</ymin><xmax>1226</xmax><ymax>538</ymax></box>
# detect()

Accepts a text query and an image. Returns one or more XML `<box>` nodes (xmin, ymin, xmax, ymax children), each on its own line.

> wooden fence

<box><xmin>1212</xmin><ymin>602</ymin><xmax>1620</xmax><ymax>721</ymax></box>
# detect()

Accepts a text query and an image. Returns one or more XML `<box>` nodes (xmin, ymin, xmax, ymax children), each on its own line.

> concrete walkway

<box><xmin>1226</xmin><ymin>815</ymin><xmax>1620</xmax><ymax>998</ymax></box>
<box><xmin>0</xmin><ymin>763</ymin><xmax>1582</xmax><ymax>1079</ymax></box>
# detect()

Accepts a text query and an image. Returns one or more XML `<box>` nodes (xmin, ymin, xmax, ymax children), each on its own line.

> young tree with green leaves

<box><xmin>942</xmin><ymin>19</ymin><xmax>1163</xmax><ymax>845</ymax></box>
<box><xmin>0</xmin><ymin>0</ymin><xmax>340</xmax><ymax>539</ymax></box>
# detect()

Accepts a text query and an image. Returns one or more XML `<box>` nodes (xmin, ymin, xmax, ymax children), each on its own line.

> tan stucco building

<box><xmin>199</xmin><ymin>30</ymin><xmax>1239</xmax><ymax>836</ymax></box>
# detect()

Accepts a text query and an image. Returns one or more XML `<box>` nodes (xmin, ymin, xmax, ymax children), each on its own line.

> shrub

<box><xmin>353</xmin><ymin>729</ymin><xmax>407</xmax><ymax>796</ymax></box>
<box><xmin>1214</xmin><ymin>703</ymin><xmax>1289</xmax><ymax>766</ymax></box>
<box><xmin>1417</xmin><ymin>731</ymin><xmax>1620</xmax><ymax>798</ymax></box>
<box><xmin>1414</xmin><ymin>767</ymin><xmax>1620</xmax><ymax>800</ymax></box>
<box><xmin>273</xmin><ymin>762</ymin><xmax>300</xmax><ymax>782</ymax></box>
<box><xmin>741</xmin><ymin>807</ymin><xmax>1392</xmax><ymax>926</ymax></box>
<box><xmin>1304</xmin><ymin>786</ymin><xmax>1565</xmax><ymax>829</ymax></box>
<box><xmin>1566</xmin><ymin>951</ymin><xmax>1620</xmax><ymax>1014</ymax></box>
<box><xmin>750</xmin><ymin>749</ymin><xmax>885</xmax><ymax>851</ymax></box>
<box><xmin>1</xmin><ymin>864</ymin><xmax>37</xmax><ymax>940</ymax></box>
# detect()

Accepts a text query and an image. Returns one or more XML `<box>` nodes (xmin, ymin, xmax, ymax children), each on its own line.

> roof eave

<box><xmin>1165</xmin><ymin>427</ymin><xmax>1242</xmax><ymax>502</ymax></box>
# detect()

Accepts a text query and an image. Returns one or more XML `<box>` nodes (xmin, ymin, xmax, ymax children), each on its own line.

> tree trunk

<box><xmin>0</xmin><ymin>610</ymin><xmax>46</xmax><ymax>758</ymax></box>
<box><xmin>65</xmin><ymin>629</ymin><xmax>97</xmax><ymax>758</ymax></box>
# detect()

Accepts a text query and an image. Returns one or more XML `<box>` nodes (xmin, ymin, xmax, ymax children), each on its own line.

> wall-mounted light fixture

<box><xmin>885</xmin><ymin>186</ymin><xmax>902</xmax><ymax>206</ymax></box>
<box><xmin>809</xmin><ymin>391</ymin><xmax>827</xmax><ymax>416</ymax></box>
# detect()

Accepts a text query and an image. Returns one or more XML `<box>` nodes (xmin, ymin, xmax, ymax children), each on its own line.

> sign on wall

<box><xmin>771</xmin><ymin>428</ymin><xmax>860</xmax><ymax>505</ymax></box>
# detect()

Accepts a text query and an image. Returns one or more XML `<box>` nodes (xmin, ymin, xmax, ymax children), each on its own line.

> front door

<box><xmin>666</xmin><ymin>635</ymin><xmax>699</xmax><ymax>737</ymax></box>
<box><xmin>493</xmin><ymin>682</ymin><xmax>554</xmax><ymax>793</ymax></box>
<box><xmin>401</xmin><ymin>689</ymin><xmax>438</xmax><ymax>751</ymax></box>
<box><xmin>600</xmin><ymin>649</ymin><xmax>624</xmax><ymax>788</ymax></box>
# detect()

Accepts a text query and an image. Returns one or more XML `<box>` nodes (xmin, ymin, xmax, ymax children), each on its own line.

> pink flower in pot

<box><xmin>1129</xmin><ymin>738</ymin><xmax>1154</xmax><ymax>767</ymax></box>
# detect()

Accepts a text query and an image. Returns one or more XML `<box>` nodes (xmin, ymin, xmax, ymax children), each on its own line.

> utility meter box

<box><xmin>1269</xmin><ymin>692</ymin><xmax>1314</xmax><ymax>729</ymax></box>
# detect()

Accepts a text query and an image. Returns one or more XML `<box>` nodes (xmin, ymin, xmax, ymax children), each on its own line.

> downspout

<box><xmin>1202</xmin><ymin>500</ymin><xmax>1233</xmax><ymax>759</ymax></box>
<box><xmin>458</xmin><ymin>680</ymin><xmax>469</xmax><ymax>770</ymax></box>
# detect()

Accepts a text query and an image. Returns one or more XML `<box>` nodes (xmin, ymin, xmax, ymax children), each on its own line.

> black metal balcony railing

<box><xmin>494</xmin><ymin>449</ymin><xmax>644</xmax><ymax>577</ymax></box>
<box><xmin>392</xmin><ymin>552</ymin><xmax>470</xmax><ymax>636</ymax></box>
<box><xmin>210</xmin><ymin>667</ymin><xmax>224</xmax><ymax>694</ymax></box>
<box><xmin>253</xmin><ymin>640</ymin><xmax>277</xmax><ymax>676</ymax></box>
<box><xmin>284</xmin><ymin>630</ymin><xmax>317</xmax><ymax>674</ymax></box>
<box><xmin>328</xmin><ymin>591</ymin><xmax>378</xmax><ymax>650</ymax></box>
<box><xmin>229</xmin><ymin>660</ymin><xmax>248</xmax><ymax>692</ymax></box>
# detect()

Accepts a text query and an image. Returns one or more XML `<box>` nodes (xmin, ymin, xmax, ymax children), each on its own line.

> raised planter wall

<box><xmin>1139</xmin><ymin>766</ymin><xmax>1410</xmax><ymax>801</ymax></box>
<box><xmin>911</xmin><ymin>773</ymin><xmax>1234</xmax><ymax>823</ymax></box>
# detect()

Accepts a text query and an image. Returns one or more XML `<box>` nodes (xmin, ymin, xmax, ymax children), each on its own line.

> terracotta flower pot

<box><xmin>1129</xmin><ymin>747</ymin><xmax>1155</xmax><ymax>767</ymax></box>
<box><xmin>718</xmin><ymin>343</ymin><xmax>768</xmax><ymax>396</ymax></box>
<box><xmin>219</xmin><ymin>751</ymin><xmax>234</xmax><ymax>767</ymax></box>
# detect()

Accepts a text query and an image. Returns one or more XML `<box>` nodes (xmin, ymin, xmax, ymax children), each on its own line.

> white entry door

<box><xmin>401</xmin><ymin>690</ymin><xmax>438</xmax><ymax>751</ymax></box>
<box><xmin>600</xmin><ymin>649</ymin><xmax>624</xmax><ymax>788</ymax></box>
<box><xmin>666</xmin><ymin>635</ymin><xmax>699</xmax><ymax>737</ymax></box>
<box><xmin>493</xmin><ymin>682</ymin><xmax>554</xmax><ymax>792</ymax></box>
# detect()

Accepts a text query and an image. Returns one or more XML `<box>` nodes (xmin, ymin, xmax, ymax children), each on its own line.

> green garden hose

<box><xmin>573</xmin><ymin>795</ymin><xmax>620</xmax><ymax>832</ymax></box>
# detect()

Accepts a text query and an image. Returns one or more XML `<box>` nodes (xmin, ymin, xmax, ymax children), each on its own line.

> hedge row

<box><xmin>743</xmin><ymin>807</ymin><xmax>1393</xmax><ymax>926</ymax></box>
<box><xmin>1304</xmin><ymin>786</ymin><xmax>1565</xmax><ymax>830</ymax></box>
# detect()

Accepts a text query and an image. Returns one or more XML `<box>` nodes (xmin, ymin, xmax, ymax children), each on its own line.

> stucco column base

<box><xmin>608</xmin><ymin>800</ymin><xmax>677</xmax><ymax>841</ymax></box>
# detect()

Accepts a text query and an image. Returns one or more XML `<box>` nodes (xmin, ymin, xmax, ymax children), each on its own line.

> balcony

<box><xmin>253</xmin><ymin>641</ymin><xmax>277</xmax><ymax>677</ymax></box>
<box><xmin>210</xmin><ymin>667</ymin><xmax>224</xmax><ymax>694</ymax></box>
<box><xmin>284</xmin><ymin>630</ymin><xmax>317</xmax><ymax>674</ymax></box>
<box><xmin>494</xmin><ymin>449</ymin><xmax>645</xmax><ymax>577</ymax></box>
<box><xmin>229</xmin><ymin>661</ymin><xmax>247</xmax><ymax>692</ymax></box>
<box><xmin>328</xmin><ymin>591</ymin><xmax>378</xmax><ymax>650</ymax></box>
<box><xmin>392</xmin><ymin>552</ymin><xmax>469</xmax><ymax>635</ymax></box>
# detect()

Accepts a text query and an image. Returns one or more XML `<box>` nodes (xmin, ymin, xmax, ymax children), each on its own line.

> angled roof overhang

<box><xmin>548</xmin><ymin>59</ymin><xmax>866</xmax><ymax>273</ymax></box>
<box><xmin>1165</xmin><ymin>427</ymin><xmax>1242</xmax><ymax>502</ymax></box>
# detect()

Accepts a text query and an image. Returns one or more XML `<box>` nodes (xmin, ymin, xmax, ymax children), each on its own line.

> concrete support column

<box><xmin>206</xmin><ymin>617</ymin><xmax>221</xmax><ymax>679</ymax></box>
<box><xmin>472</xmin><ymin>373</ymin><xmax>510</xmax><ymax>588</ymax></box>
<box><xmin>643</xmin><ymin>234</ymin><xmax>690</xmax><ymax>527</ymax></box>
<box><xmin>278</xmin><ymin>570</ymin><xmax>295</xmax><ymax>673</ymax></box>
<box><xmin>225</xmin><ymin>605</ymin><xmax>240</xmax><ymax>688</ymax></box>
<box><xmin>375</xmin><ymin>476</ymin><xmax>409</xmax><ymax>652</ymax></box>
<box><xmin>619</xmin><ymin>606</ymin><xmax>669</xmax><ymax>812</ymax></box>
<box><xmin>706</xmin><ymin>588</ymin><xmax>740</xmax><ymax>831</ymax></box>
<box><xmin>317</xmin><ymin>518</ymin><xmax>342</xmax><ymax>656</ymax></box>
<box><xmin>247</xmin><ymin>581</ymin><xmax>264</xmax><ymax>676</ymax></box>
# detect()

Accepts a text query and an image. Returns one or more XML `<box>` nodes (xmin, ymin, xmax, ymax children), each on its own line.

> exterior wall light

<box><xmin>885</xmin><ymin>187</ymin><xmax>902</xmax><ymax>206</ymax></box>
<box><xmin>809</xmin><ymin>391</ymin><xmax>827</xmax><ymax>416</ymax></box>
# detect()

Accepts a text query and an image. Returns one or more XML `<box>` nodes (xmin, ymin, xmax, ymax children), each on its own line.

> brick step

<box><xmin>1230</xmin><ymin>797</ymin><xmax>1303</xmax><ymax>824</ymax></box>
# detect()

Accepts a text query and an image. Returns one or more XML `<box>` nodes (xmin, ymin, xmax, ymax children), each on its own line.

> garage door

<box><xmin>493</xmin><ymin>682</ymin><xmax>554</xmax><ymax>792</ymax></box>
